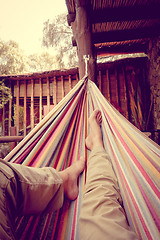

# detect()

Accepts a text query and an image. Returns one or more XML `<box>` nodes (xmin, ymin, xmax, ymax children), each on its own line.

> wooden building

<box><xmin>0</xmin><ymin>57</ymin><xmax>150</xmax><ymax>137</ymax></box>
<box><xmin>65</xmin><ymin>0</ymin><xmax>160</xmax><ymax>142</ymax></box>
<box><xmin>65</xmin><ymin>0</ymin><xmax>160</xmax><ymax>81</ymax></box>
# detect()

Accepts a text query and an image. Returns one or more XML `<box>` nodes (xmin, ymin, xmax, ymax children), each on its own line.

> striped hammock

<box><xmin>5</xmin><ymin>77</ymin><xmax>160</xmax><ymax>240</ymax></box>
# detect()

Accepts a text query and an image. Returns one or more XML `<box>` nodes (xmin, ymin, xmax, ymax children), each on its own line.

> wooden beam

<box><xmin>0</xmin><ymin>136</ymin><xmax>23</xmax><ymax>143</ymax></box>
<box><xmin>96</xmin><ymin>42</ymin><xmax>148</xmax><ymax>55</ymax></box>
<box><xmin>90</xmin><ymin>4</ymin><xmax>160</xmax><ymax>23</ymax></box>
<box><xmin>2</xmin><ymin>106</ymin><xmax>5</xmax><ymax>135</ymax></box>
<box><xmin>71</xmin><ymin>0</ymin><xmax>97</xmax><ymax>82</ymax></box>
<box><xmin>61</xmin><ymin>76</ymin><xmax>64</xmax><ymax>98</ymax></box>
<box><xmin>31</xmin><ymin>79</ymin><xmax>34</xmax><ymax>129</ymax></box>
<box><xmin>23</xmin><ymin>79</ymin><xmax>27</xmax><ymax>136</ymax></box>
<box><xmin>122</xmin><ymin>67</ymin><xmax>129</xmax><ymax>120</ymax></box>
<box><xmin>47</xmin><ymin>77</ymin><xmax>50</xmax><ymax>114</ymax></box>
<box><xmin>53</xmin><ymin>76</ymin><xmax>57</xmax><ymax>105</ymax></box>
<box><xmin>10</xmin><ymin>127</ymin><xmax>16</xmax><ymax>149</ymax></box>
<box><xmin>8</xmin><ymin>80</ymin><xmax>12</xmax><ymax>136</ymax></box>
<box><xmin>106</xmin><ymin>69</ymin><xmax>110</xmax><ymax>102</ymax></box>
<box><xmin>93</xmin><ymin>26</ymin><xmax>160</xmax><ymax>44</ymax></box>
<box><xmin>16</xmin><ymin>80</ymin><xmax>19</xmax><ymax>135</ymax></box>
<box><xmin>76</xmin><ymin>73</ymin><xmax>79</xmax><ymax>81</ymax></box>
<box><xmin>39</xmin><ymin>78</ymin><xmax>42</xmax><ymax>121</ymax></box>
<box><xmin>115</xmin><ymin>69</ymin><xmax>119</xmax><ymax>106</ymax></box>
<box><xmin>98</xmin><ymin>71</ymin><xmax>102</xmax><ymax>92</ymax></box>
<box><xmin>69</xmin><ymin>75</ymin><xmax>72</xmax><ymax>91</ymax></box>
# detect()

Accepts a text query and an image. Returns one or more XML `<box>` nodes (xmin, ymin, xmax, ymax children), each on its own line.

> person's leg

<box><xmin>79</xmin><ymin>110</ymin><xmax>138</xmax><ymax>240</ymax></box>
<box><xmin>0</xmin><ymin>170</ymin><xmax>17</xmax><ymax>240</ymax></box>
<box><xmin>0</xmin><ymin>158</ymin><xmax>85</xmax><ymax>239</ymax></box>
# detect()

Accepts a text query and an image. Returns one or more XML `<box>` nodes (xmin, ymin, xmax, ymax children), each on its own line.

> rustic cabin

<box><xmin>0</xmin><ymin>0</ymin><xmax>160</xmax><ymax>239</ymax></box>
<box><xmin>0</xmin><ymin>56</ymin><xmax>151</xmax><ymax>139</ymax></box>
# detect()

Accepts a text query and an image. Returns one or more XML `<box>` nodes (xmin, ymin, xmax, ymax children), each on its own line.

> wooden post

<box><xmin>69</xmin><ymin>75</ymin><xmax>72</xmax><ymax>91</ymax></box>
<box><xmin>71</xmin><ymin>0</ymin><xmax>96</xmax><ymax>82</ymax></box>
<box><xmin>10</xmin><ymin>126</ymin><xmax>17</xmax><ymax>149</ymax></box>
<box><xmin>53</xmin><ymin>76</ymin><xmax>57</xmax><ymax>105</ymax></box>
<box><xmin>61</xmin><ymin>76</ymin><xmax>64</xmax><ymax>99</ymax></box>
<box><xmin>106</xmin><ymin>69</ymin><xmax>111</xmax><ymax>102</ymax></box>
<box><xmin>115</xmin><ymin>69</ymin><xmax>119</xmax><ymax>106</ymax></box>
<box><xmin>2</xmin><ymin>105</ymin><xmax>5</xmax><ymax>135</ymax></box>
<box><xmin>16</xmin><ymin>80</ymin><xmax>20</xmax><ymax>135</ymax></box>
<box><xmin>98</xmin><ymin>70</ymin><xmax>102</xmax><ymax>92</ymax></box>
<box><xmin>31</xmin><ymin>79</ymin><xmax>34</xmax><ymax>129</ymax></box>
<box><xmin>76</xmin><ymin>73</ymin><xmax>79</xmax><ymax>82</ymax></box>
<box><xmin>123</xmin><ymin>68</ymin><xmax>129</xmax><ymax>120</ymax></box>
<box><xmin>52</xmin><ymin>78</ymin><xmax>54</xmax><ymax>105</ymax></box>
<box><xmin>39</xmin><ymin>78</ymin><xmax>42</xmax><ymax>121</ymax></box>
<box><xmin>47</xmin><ymin>77</ymin><xmax>50</xmax><ymax>114</ymax></box>
<box><xmin>9</xmin><ymin>80</ymin><xmax>12</xmax><ymax>136</ymax></box>
<box><xmin>23</xmin><ymin>79</ymin><xmax>27</xmax><ymax>136</ymax></box>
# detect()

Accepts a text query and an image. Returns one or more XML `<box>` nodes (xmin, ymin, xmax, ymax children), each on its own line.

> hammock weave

<box><xmin>5</xmin><ymin>77</ymin><xmax>160</xmax><ymax>240</ymax></box>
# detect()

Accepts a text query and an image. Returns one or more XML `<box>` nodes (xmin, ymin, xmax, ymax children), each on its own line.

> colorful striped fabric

<box><xmin>5</xmin><ymin>77</ymin><xmax>160</xmax><ymax>240</ymax></box>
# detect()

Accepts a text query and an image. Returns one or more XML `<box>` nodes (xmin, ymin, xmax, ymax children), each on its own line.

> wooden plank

<box><xmin>16</xmin><ymin>80</ymin><xmax>20</xmax><ymax>135</ymax></box>
<box><xmin>47</xmin><ymin>77</ymin><xmax>50</xmax><ymax>114</ymax></box>
<box><xmin>115</xmin><ymin>69</ymin><xmax>119</xmax><ymax>105</ymax></box>
<box><xmin>91</xmin><ymin>4</ymin><xmax>160</xmax><ymax>23</ymax></box>
<box><xmin>10</xmin><ymin>127</ymin><xmax>16</xmax><ymax>149</ymax></box>
<box><xmin>98</xmin><ymin>70</ymin><xmax>102</xmax><ymax>92</ymax></box>
<box><xmin>61</xmin><ymin>75</ymin><xmax>64</xmax><ymax>98</ymax></box>
<box><xmin>0</xmin><ymin>136</ymin><xmax>23</xmax><ymax>143</ymax></box>
<box><xmin>106</xmin><ymin>69</ymin><xmax>110</xmax><ymax>102</ymax></box>
<box><xmin>53</xmin><ymin>76</ymin><xmax>57</xmax><ymax>105</ymax></box>
<box><xmin>8</xmin><ymin>80</ymin><xmax>12</xmax><ymax>136</ymax></box>
<box><xmin>39</xmin><ymin>78</ymin><xmax>42</xmax><ymax>121</ymax></box>
<box><xmin>23</xmin><ymin>80</ymin><xmax>27</xmax><ymax>136</ymax></box>
<box><xmin>69</xmin><ymin>75</ymin><xmax>72</xmax><ymax>91</ymax></box>
<box><xmin>52</xmin><ymin>78</ymin><xmax>54</xmax><ymax>105</ymax></box>
<box><xmin>31</xmin><ymin>79</ymin><xmax>34</xmax><ymax>129</ymax></box>
<box><xmin>122</xmin><ymin>68</ymin><xmax>129</xmax><ymax>120</ymax></box>
<box><xmin>2</xmin><ymin>106</ymin><xmax>5</xmax><ymax>135</ymax></box>
<box><xmin>93</xmin><ymin>26</ymin><xmax>160</xmax><ymax>44</ymax></box>
<box><xmin>76</xmin><ymin>73</ymin><xmax>79</xmax><ymax>82</ymax></box>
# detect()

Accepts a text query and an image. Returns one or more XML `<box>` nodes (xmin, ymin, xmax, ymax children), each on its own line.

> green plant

<box><xmin>0</xmin><ymin>79</ymin><xmax>12</xmax><ymax>109</ymax></box>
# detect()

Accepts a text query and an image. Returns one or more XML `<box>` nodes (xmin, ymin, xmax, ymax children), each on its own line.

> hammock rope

<box><xmin>5</xmin><ymin>77</ymin><xmax>160</xmax><ymax>240</ymax></box>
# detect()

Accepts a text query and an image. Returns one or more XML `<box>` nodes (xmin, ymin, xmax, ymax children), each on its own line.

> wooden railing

<box><xmin>0</xmin><ymin>57</ymin><xmax>148</xmax><ymax>139</ymax></box>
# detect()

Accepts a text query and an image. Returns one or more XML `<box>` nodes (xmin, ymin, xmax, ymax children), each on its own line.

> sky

<box><xmin>0</xmin><ymin>0</ymin><xmax>67</xmax><ymax>55</ymax></box>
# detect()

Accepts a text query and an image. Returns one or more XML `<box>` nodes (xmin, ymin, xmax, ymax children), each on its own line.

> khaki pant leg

<box><xmin>79</xmin><ymin>147</ymin><xmax>138</xmax><ymax>240</ymax></box>
<box><xmin>0</xmin><ymin>171</ymin><xmax>16</xmax><ymax>240</ymax></box>
<box><xmin>0</xmin><ymin>160</ymin><xmax>64</xmax><ymax>239</ymax></box>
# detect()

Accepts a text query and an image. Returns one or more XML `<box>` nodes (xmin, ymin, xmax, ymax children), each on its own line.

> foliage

<box><xmin>0</xmin><ymin>40</ymin><xmax>26</xmax><ymax>75</ymax></box>
<box><xmin>0</xmin><ymin>39</ymin><xmax>59</xmax><ymax>74</ymax></box>
<box><xmin>0</xmin><ymin>79</ymin><xmax>12</xmax><ymax>109</ymax></box>
<box><xmin>0</xmin><ymin>39</ymin><xmax>60</xmax><ymax>113</ymax></box>
<box><xmin>27</xmin><ymin>52</ymin><xmax>58</xmax><ymax>72</ymax></box>
<box><xmin>42</xmin><ymin>13</ymin><xmax>78</xmax><ymax>68</ymax></box>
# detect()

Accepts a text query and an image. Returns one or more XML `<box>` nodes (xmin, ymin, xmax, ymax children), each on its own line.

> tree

<box><xmin>27</xmin><ymin>52</ymin><xmax>58</xmax><ymax>72</ymax></box>
<box><xmin>0</xmin><ymin>40</ymin><xmax>27</xmax><ymax>75</ymax></box>
<box><xmin>42</xmin><ymin>13</ymin><xmax>78</xmax><ymax>68</ymax></box>
<box><xmin>0</xmin><ymin>39</ymin><xmax>59</xmax><ymax>74</ymax></box>
<box><xmin>0</xmin><ymin>79</ymin><xmax>12</xmax><ymax>109</ymax></box>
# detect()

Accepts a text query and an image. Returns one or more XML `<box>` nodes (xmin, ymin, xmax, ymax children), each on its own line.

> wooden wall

<box><xmin>0</xmin><ymin>57</ymin><xmax>149</xmax><ymax>138</ymax></box>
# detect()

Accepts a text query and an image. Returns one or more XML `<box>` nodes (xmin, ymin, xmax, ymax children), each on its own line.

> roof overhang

<box><xmin>66</xmin><ymin>0</ymin><xmax>160</xmax><ymax>54</ymax></box>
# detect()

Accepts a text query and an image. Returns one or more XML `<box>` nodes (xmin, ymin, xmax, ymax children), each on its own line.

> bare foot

<box><xmin>59</xmin><ymin>157</ymin><xmax>85</xmax><ymax>200</ymax></box>
<box><xmin>85</xmin><ymin>109</ymin><xmax>103</xmax><ymax>151</ymax></box>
